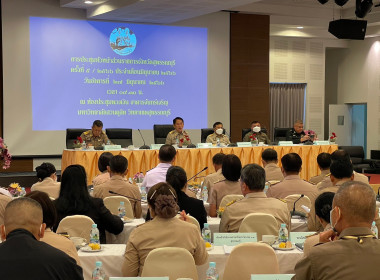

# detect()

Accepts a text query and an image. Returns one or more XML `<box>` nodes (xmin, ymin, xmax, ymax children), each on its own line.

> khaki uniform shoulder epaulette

<box><xmin>169</xmin><ymin>130</ymin><xmax>175</xmax><ymax>134</ymax></box>
<box><xmin>325</xmin><ymin>173</ymin><xmax>331</xmax><ymax>177</ymax></box>
<box><xmin>277</xmin><ymin>198</ymin><xmax>287</xmax><ymax>203</ymax></box>
<box><xmin>214</xmin><ymin>179</ymin><xmax>226</xmax><ymax>184</ymax></box>
<box><xmin>84</xmin><ymin>131</ymin><xmax>90</xmax><ymax>135</ymax></box>
<box><xmin>268</xmin><ymin>181</ymin><xmax>281</xmax><ymax>187</ymax></box>
<box><xmin>225</xmin><ymin>197</ymin><xmax>243</xmax><ymax>208</ymax></box>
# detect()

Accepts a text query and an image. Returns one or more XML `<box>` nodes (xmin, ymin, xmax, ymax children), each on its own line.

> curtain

<box><xmin>270</xmin><ymin>83</ymin><xmax>306</xmax><ymax>138</ymax></box>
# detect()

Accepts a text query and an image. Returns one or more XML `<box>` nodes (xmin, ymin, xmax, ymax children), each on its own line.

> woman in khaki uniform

<box><xmin>122</xmin><ymin>183</ymin><xmax>208</xmax><ymax>277</ymax></box>
<box><xmin>31</xmin><ymin>162</ymin><xmax>61</xmax><ymax>199</ymax></box>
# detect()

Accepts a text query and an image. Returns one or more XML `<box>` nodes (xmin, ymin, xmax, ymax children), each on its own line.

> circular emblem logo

<box><xmin>109</xmin><ymin>27</ymin><xmax>137</xmax><ymax>56</ymax></box>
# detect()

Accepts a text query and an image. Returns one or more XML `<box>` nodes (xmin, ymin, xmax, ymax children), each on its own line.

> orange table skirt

<box><xmin>61</xmin><ymin>145</ymin><xmax>338</xmax><ymax>185</ymax></box>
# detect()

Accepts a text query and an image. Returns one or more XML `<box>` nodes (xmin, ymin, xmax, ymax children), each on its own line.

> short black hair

<box><xmin>251</xmin><ymin>121</ymin><xmax>260</xmax><ymax>125</ymax></box>
<box><xmin>331</xmin><ymin>150</ymin><xmax>350</xmax><ymax>162</ymax></box>
<box><xmin>212</xmin><ymin>153</ymin><xmax>226</xmax><ymax>165</ymax></box>
<box><xmin>240</xmin><ymin>164</ymin><xmax>266</xmax><ymax>191</ymax></box>
<box><xmin>213</xmin><ymin>122</ymin><xmax>223</xmax><ymax>128</ymax></box>
<box><xmin>222</xmin><ymin>154</ymin><xmax>242</xmax><ymax>181</ymax></box>
<box><xmin>261</xmin><ymin>148</ymin><xmax>278</xmax><ymax>162</ymax></box>
<box><xmin>166</xmin><ymin>166</ymin><xmax>187</xmax><ymax>194</ymax></box>
<box><xmin>26</xmin><ymin>191</ymin><xmax>57</xmax><ymax>229</ymax></box>
<box><xmin>315</xmin><ymin>192</ymin><xmax>335</xmax><ymax>223</ymax></box>
<box><xmin>281</xmin><ymin>153</ymin><xmax>302</xmax><ymax>173</ymax></box>
<box><xmin>159</xmin><ymin>144</ymin><xmax>177</xmax><ymax>162</ymax></box>
<box><xmin>109</xmin><ymin>155</ymin><xmax>128</xmax><ymax>174</ymax></box>
<box><xmin>93</xmin><ymin>120</ymin><xmax>103</xmax><ymax>127</ymax></box>
<box><xmin>330</xmin><ymin>159</ymin><xmax>353</xmax><ymax>179</ymax></box>
<box><xmin>173</xmin><ymin>117</ymin><xmax>184</xmax><ymax>125</ymax></box>
<box><xmin>317</xmin><ymin>153</ymin><xmax>331</xmax><ymax>169</ymax></box>
<box><xmin>98</xmin><ymin>152</ymin><xmax>113</xmax><ymax>172</ymax></box>
<box><xmin>36</xmin><ymin>162</ymin><xmax>56</xmax><ymax>180</ymax></box>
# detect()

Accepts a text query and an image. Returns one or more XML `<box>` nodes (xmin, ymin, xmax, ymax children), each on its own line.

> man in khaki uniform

<box><xmin>266</xmin><ymin>153</ymin><xmax>320</xmax><ymax>231</ymax></box>
<box><xmin>219</xmin><ymin>164</ymin><xmax>290</xmax><ymax>233</ymax></box>
<box><xmin>165</xmin><ymin>117</ymin><xmax>192</xmax><ymax>146</ymax></box>
<box><xmin>205</xmin><ymin>122</ymin><xmax>230</xmax><ymax>145</ymax></box>
<box><xmin>203</xmin><ymin>153</ymin><xmax>226</xmax><ymax>198</ymax></box>
<box><xmin>261</xmin><ymin>148</ymin><xmax>284</xmax><ymax>182</ymax></box>
<box><xmin>80</xmin><ymin>120</ymin><xmax>111</xmax><ymax>148</ymax></box>
<box><xmin>243</xmin><ymin>121</ymin><xmax>270</xmax><ymax>144</ymax></box>
<box><xmin>93</xmin><ymin>155</ymin><xmax>142</xmax><ymax>218</ymax></box>
<box><xmin>292</xmin><ymin>181</ymin><xmax>380</xmax><ymax>280</ymax></box>
<box><xmin>0</xmin><ymin>193</ymin><xmax>12</xmax><ymax>226</ymax></box>
<box><xmin>309</xmin><ymin>153</ymin><xmax>331</xmax><ymax>185</ymax></box>
<box><xmin>320</xmin><ymin>160</ymin><xmax>354</xmax><ymax>194</ymax></box>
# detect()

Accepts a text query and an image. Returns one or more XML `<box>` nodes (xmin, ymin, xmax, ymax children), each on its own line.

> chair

<box><xmin>284</xmin><ymin>194</ymin><xmax>312</xmax><ymax>216</ymax></box>
<box><xmin>141</xmin><ymin>247</ymin><xmax>198</xmax><ymax>280</ymax></box>
<box><xmin>223</xmin><ymin>242</ymin><xmax>280</xmax><ymax>280</ymax></box>
<box><xmin>153</xmin><ymin>124</ymin><xmax>173</xmax><ymax>144</ymax></box>
<box><xmin>238</xmin><ymin>213</ymin><xmax>278</xmax><ymax>241</ymax></box>
<box><xmin>66</xmin><ymin>128</ymin><xmax>87</xmax><ymax>149</ymax></box>
<box><xmin>176</xmin><ymin>214</ymin><xmax>200</xmax><ymax>232</ymax></box>
<box><xmin>339</xmin><ymin>146</ymin><xmax>371</xmax><ymax>173</ymax></box>
<box><xmin>56</xmin><ymin>215</ymin><xmax>95</xmax><ymax>241</ymax></box>
<box><xmin>273</xmin><ymin>127</ymin><xmax>292</xmax><ymax>142</ymax></box>
<box><xmin>105</xmin><ymin>128</ymin><xmax>133</xmax><ymax>147</ymax></box>
<box><xmin>103</xmin><ymin>196</ymin><xmax>134</xmax><ymax>219</ymax></box>
<box><xmin>220</xmin><ymin>194</ymin><xmax>244</xmax><ymax>209</ymax></box>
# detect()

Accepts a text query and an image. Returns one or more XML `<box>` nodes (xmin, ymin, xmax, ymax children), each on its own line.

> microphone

<box><xmin>137</xmin><ymin>129</ymin><xmax>150</xmax><ymax>150</ymax></box>
<box><xmin>187</xmin><ymin>167</ymin><xmax>208</xmax><ymax>182</ymax></box>
<box><xmin>109</xmin><ymin>190</ymin><xmax>147</xmax><ymax>203</ymax></box>
<box><xmin>225</xmin><ymin>131</ymin><xmax>237</xmax><ymax>147</ymax></box>
<box><xmin>291</xmin><ymin>194</ymin><xmax>305</xmax><ymax>217</ymax></box>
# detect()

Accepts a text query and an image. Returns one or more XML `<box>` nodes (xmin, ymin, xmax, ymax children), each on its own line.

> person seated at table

<box><xmin>0</xmin><ymin>193</ymin><xmax>12</xmax><ymax>227</ymax></box>
<box><xmin>286</xmin><ymin>120</ymin><xmax>311</xmax><ymax>144</ymax></box>
<box><xmin>80</xmin><ymin>120</ymin><xmax>112</xmax><ymax>148</ymax></box>
<box><xmin>320</xmin><ymin>160</ymin><xmax>353</xmax><ymax>194</ymax></box>
<box><xmin>122</xmin><ymin>182</ymin><xmax>208</xmax><ymax>277</ymax></box>
<box><xmin>203</xmin><ymin>153</ymin><xmax>226</xmax><ymax>199</ymax></box>
<box><xmin>165</xmin><ymin>117</ymin><xmax>192</xmax><ymax>147</ymax></box>
<box><xmin>92</xmin><ymin>152</ymin><xmax>113</xmax><ymax>187</ymax></box>
<box><xmin>166</xmin><ymin>166</ymin><xmax>207</xmax><ymax>230</ymax></box>
<box><xmin>219</xmin><ymin>164</ymin><xmax>290</xmax><ymax>232</ymax></box>
<box><xmin>293</xmin><ymin>181</ymin><xmax>380</xmax><ymax>279</ymax></box>
<box><xmin>0</xmin><ymin>197</ymin><xmax>83</xmax><ymax>279</ymax></box>
<box><xmin>25</xmin><ymin>190</ymin><xmax>81</xmax><ymax>265</ymax></box>
<box><xmin>242</xmin><ymin>120</ymin><xmax>270</xmax><ymax>144</ymax></box>
<box><xmin>309</xmin><ymin>153</ymin><xmax>331</xmax><ymax>185</ymax></box>
<box><xmin>209</xmin><ymin>154</ymin><xmax>242</xmax><ymax>217</ymax></box>
<box><xmin>205</xmin><ymin>122</ymin><xmax>230</xmax><ymax>145</ymax></box>
<box><xmin>303</xmin><ymin>192</ymin><xmax>334</xmax><ymax>257</ymax></box>
<box><xmin>31</xmin><ymin>162</ymin><xmax>61</xmax><ymax>199</ymax></box>
<box><xmin>53</xmin><ymin>164</ymin><xmax>123</xmax><ymax>244</ymax></box>
<box><xmin>261</xmin><ymin>148</ymin><xmax>284</xmax><ymax>182</ymax></box>
<box><xmin>266</xmin><ymin>153</ymin><xmax>320</xmax><ymax>231</ymax></box>
<box><xmin>93</xmin><ymin>155</ymin><xmax>142</xmax><ymax>218</ymax></box>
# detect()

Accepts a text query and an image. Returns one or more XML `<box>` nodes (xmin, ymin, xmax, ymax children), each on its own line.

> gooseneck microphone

<box><xmin>187</xmin><ymin>167</ymin><xmax>208</xmax><ymax>182</ymax></box>
<box><xmin>138</xmin><ymin>129</ymin><xmax>150</xmax><ymax>150</ymax></box>
<box><xmin>109</xmin><ymin>190</ymin><xmax>147</xmax><ymax>203</ymax></box>
<box><xmin>225</xmin><ymin>131</ymin><xmax>237</xmax><ymax>147</ymax></box>
<box><xmin>291</xmin><ymin>194</ymin><xmax>305</xmax><ymax>217</ymax></box>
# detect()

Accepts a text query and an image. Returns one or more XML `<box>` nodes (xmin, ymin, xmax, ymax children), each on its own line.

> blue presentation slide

<box><xmin>29</xmin><ymin>17</ymin><xmax>207</xmax><ymax>130</ymax></box>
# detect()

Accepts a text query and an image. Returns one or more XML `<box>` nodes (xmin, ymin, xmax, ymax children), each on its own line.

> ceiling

<box><xmin>60</xmin><ymin>0</ymin><xmax>380</xmax><ymax>38</ymax></box>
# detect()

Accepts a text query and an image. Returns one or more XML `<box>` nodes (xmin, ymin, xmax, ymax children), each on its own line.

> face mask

<box><xmin>216</xmin><ymin>128</ymin><xmax>223</xmax><ymax>135</ymax></box>
<box><xmin>252</xmin><ymin>126</ymin><xmax>261</xmax><ymax>133</ymax></box>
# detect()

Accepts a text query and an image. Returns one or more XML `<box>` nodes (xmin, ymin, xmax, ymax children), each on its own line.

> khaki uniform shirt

<box><xmin>209</xmin><ymin>179</ymin><xmax>242</xmax><ymax>209</ymax></box>
<box><xmin>303</xmin><ymin>224</ymin><xmax>332</xmax><ymax>257</ymax></box>
<box><xmin>317</xmin><ymin>171</ymin><xmax>368</xmax><ymax>191</ymax></box>
<box><xmin>92</xmin><ymin>172</ymin><xmax>110</xmax><ymax>187</ymax></box>
<box><xmin>293</xmin><ymin>227</ymin><xmax>380</xmax><ymax>280</ymax></box>
<box><xmin>31</xmin><ymin>177</ymin><xmax>61</xmax><ymax>199</ymax></box>
<box><xmin>266</xmin><ymin>175</ymin><xmax>320</xmax><ymax>231</ymax></box>
<box><xmin>205</xmin><ymin>133</ymin><xmax>230</xmax><ymax>145</ymax></box>
<box><xmin>203</xmin><ymin>169</ymin><xmax>225</xmax><ymax>200</ymax></box>
<box><xmin>319</xmin><ymin>178</ymin><xmax>351</xmax><ymax>194</ymax></box>
<box><xmin>0</xmin><ymin>194</ymin><xmax>12</xmax><ymax>226</ymax></box>
<box><xmin>243</xmin><ymin>131</ymin><xmax>270</xmax><ymax>144</ymax></box>
<box><xmin>264</xmin><ymin>163</ymin><xmax>284</xmax><ymax>182</ymax></box>
<box><xmin>93</xmin><ymin>175</ymin><xmax>142</xmax><ymax>218</ymax></box>
<box><xmin>165</xmin><ymin>130</ymin><xmax>192</xmax><ymax>146</ymax></box>
<box><xmin>41</xmin><ymin>229</ymin><xmax>81</xmax><ymax>266</ymax></box>
<box><xmin>219</xmin><ymin>192</ymin><xmax>290</xmax><ymax>233</ymax></box>
<box><xmin>309</xmin><ymin>169</ymin><xmax>330</xmax><ymax>185</ymax></box>
<box><xmin>122</xmin><ymin>216</ymin><xmax>208</xmax><ymax>277</ymax></box>
<box><xmin>80</xmin><ymin>130</ymin><xmax>111</xmax><ymax>148</ymax></box>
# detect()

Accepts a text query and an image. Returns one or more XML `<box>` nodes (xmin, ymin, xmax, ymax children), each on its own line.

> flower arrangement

<box><xmin>249</xmin><ymin>133</ymin><xmax>258</xmax><ymax>144</ymax></box>
<box><xmin>179</xmin><ymin>135</ymin><xmax>190</xmax><ymax>144</ymax></box>
<box><xmin>8</xmin><ymin>183</ymin><xmax>22</xmax><ymax>197</ymax></box>
<box><xmin>0</xmin><ymin>137</ymin><xmax>11</xmax><ymax>169</ymax></box>
<box><xmin>133</xmin><ymin>172</ymin><xmax>144</xmax><ymax>184</ymax></box>
<box><xmin>217</xmin><ymin>199</ymin><xmax>237</xmax><ymax>218</ymax></box>
<box><xmin>304</xmin><ymin>130</ymin><xmax>316</xmax><ymax>136</ymax></box>
<box><xmin>330</xmin><ymin>132</ymin><xmax>337</xmax><ymax>142</ymax></box>
<box><xmin>73</xmin><ymin>136</ymin><xmax>84</xmax><ymax>148</ymax></box>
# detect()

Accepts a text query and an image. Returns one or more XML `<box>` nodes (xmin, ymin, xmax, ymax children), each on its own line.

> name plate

<box><xmin>289</xmin><ymin>232</ymin><xmax>316</xmax><ymax>244</ymax></box>
<box><xmin>237</xmin><ymin>142</ymin><xmax>252</xmax><ymax>147</ymax></box>
<box><xmin>104</xmin><ymin>144</ymin><xmax>122</xmax><ymax>150</ymax></box>
<box><xmin>150</xmin><ymin>144</ymin><xmax>164</xmax><ymax>150</ymax></box>
<box><xmin>110</xmin><ymin>278</ymin><xmax>169</xmax><ymax>280</ymax></box>
<box><xmin>213</xmin><ymin>233</ymin><xmax>257</xmax><ymax>246</ymax></box>
<box><xmin>251</xmin><ymin>274</ymin><xmax>294</xmax><ymax>280</ymax></box>
<box><xmin>197</xmin><ymin>143</ymin><xmax>212</xmax><ymax>148</ymax></box>
<box><xmin>278</xmin><ymin>141</ymin><xmax>293</xmax><ymax>146</ymax></box>
<box><xmin>314</xmin><ymin>141</ymin><xmax>330</xmax><ymax>145</ymax></box>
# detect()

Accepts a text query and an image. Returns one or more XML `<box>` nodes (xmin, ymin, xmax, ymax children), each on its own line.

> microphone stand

<box><xmin>109</xmin><ymin>190</ymin><xmax>147</xmax><ymax>203</ymax></box>
<box><xmin>187</xmin><ymin>167</ymin><xmax>208</xmax><ymax>182</ymax></box>
<box><xmin>138</xmin><ymin>129</ymin><xmax>150</xmax><ymax>150</ymax></box>
<box><xmin>291</xmin><ymin>194</ymin><xmax>305</xmax><ymax>217</ymax></box>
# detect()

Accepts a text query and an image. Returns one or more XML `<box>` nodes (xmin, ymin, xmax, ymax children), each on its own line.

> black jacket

<box><xmin>177</xmin><ymin>191</ymin><xmax>207</xmax><ymax>230</ymax></box>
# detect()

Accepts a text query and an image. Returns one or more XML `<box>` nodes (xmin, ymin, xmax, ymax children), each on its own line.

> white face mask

<box><xmin>215</xmin><ymin>128</ymin><xmax>223</xmax><ymax>135</ymax></box>
<box><xmin>252</xmin><ymin>126</ymin><xmax>261</xmax><ymax>133</ymax></box>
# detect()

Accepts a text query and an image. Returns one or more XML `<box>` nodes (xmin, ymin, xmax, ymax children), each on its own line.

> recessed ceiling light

<box><xmin>297</xmin><ymin>26</ymin><xmax>304</xmax><ymax>29</ymax></box>
<box><xmin>84</xmin><ymin>1</ymin><xmax>93</xmax><ymax>4</ymax></box>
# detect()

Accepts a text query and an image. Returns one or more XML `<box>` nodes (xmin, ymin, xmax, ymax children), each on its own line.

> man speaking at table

<box><xmin>286</xmin><ymin>120</ymin><xmax>310</xmax><ymax>144</ymax></box>
<box><xmin>80</xmin><ymin>120</ymin><xmax>111</xmax><ymax>148</ymax></box>
<box><xmin>165</xmin><ymin>117</ymin><xmax>192</xmax><ymax>147</ymax></box>
<box><xmin>292</xmin><ymin>181</ymin><xmax>380</xmax><ymax>280</ymax></box>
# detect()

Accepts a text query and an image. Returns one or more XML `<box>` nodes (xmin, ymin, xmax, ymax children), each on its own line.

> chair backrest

<box><xmin>105</xmin><ymin>128</ymin><xmax>133</xmax><ymax>147</ymax></box>
<box><xmin>56</xmin><ymin>215</ymin><xmax>95</xmax><ymax>242</ymax></box>
<box><xmin>273</xmin><ymin>127</ymin><xmax>292</xmax><ymax>142</ymax></box>
<box><xmin>141</xmin><ymin>247</ymin><xmax>198</xmax><ymax>280</ymax></box>
<box><xmin>176</xmin><ymin>214</ymin><xmax>201</xmax><ymax>232</ymax></box>
<box><xmin>338</xmin><ymin>145</ymin><xmax>365</xmax><ymax>164</ymax></box>
<box><xmin>223</xmin><ymin>242</ymin><xmax>280</xmax><ymax>280</ymax></box>
<box><xmin>201</xmin><ymin>128</ymin><xmax>214</xmax><ymax>143</ymax></box>
<box><xmin>103</xmin><ymin>196</ymin><xmax>134</xmax><ymax>219</ymax></box>
<box><xmin>153</xmin><ymin>124</ymin><xmax>173</xmax><ymax>144</ymax></box>
<box><xmin>238</xmin><ymin>213</ymin><xmax>278</xmax><ymax>241</ymax></box>
<box><xmin>284</xmin><ymin>194</ymin><xmax>311</xmax><ymax>215</ymax></box>
<box><xmin>66</xmin><ymin>128</ymin><xmax>87</xmax><ymax>149</ymax></box>
<box><xmin>242</xmin><ymin>128</ymin><xmax>251</xmax><ymax>141</ymax></box>
<box><xmin>220</xmin><ymin>194</ymin><xmax>244</xmax><ymax>209</ymax></box>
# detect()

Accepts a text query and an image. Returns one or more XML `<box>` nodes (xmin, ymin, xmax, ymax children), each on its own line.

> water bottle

<box><xmin>92</xmin><ymin>261</ymin><xmax>106</xmax><ymax>280</ymax></box>
<box><xmin>118</xmin><ymin>201</ymin><xmax>126</xmax><ymax>218</ymax></box>
<box><xmin>202</xmin><ymin>223</ymin><xmax>211</xmax><ymax>243</ymax></box>
<box><xmin>371</xmin><ymin>221</ymin><xmax>378</xmax><ymax>238</ymax></box>
<box><xmin>82</xmin><ymin>140</ymin><xmax>86</xmax><ymax>150</ymax></box>
<box><xmin>20</xmin><ymin>187</ymin><xmax>26</xmax><ymax>197</ymax></box>
<box><xmin>202</xmin><ymin>186</ymin><xmax>208</xmax><ymax>202</ymax></box>
<box><xmin>264</xmin><ymin>183</ymin><xmax>269</xmax><ymax>194</ymax></box>
<box><xmin>278</xmin><ymin>223</ymin><xmax>288</xmax><ymax>243</ymax></box>
<box><xmin>141</xmin><ymin>186</ymin><xmax>147</xmax><ymax>201</ymax></box>
<box><xmin>206</xmin><ymin>262</ymin><xmax>219</xmax><ymax>280</ymax></box>
<box><xmin>90</xmin><ymin>224</ymin><xmax>100</xmax><ymax>244</ymax></box>
<box><xmin>216</xmin><ymin>138</ymin><xmax>220</xmax><ymax>147</ymax></box>
<box><xmin>106</xmin><ymin>140</ymin><xmax>111</xmax><ymax>145</ymax></box>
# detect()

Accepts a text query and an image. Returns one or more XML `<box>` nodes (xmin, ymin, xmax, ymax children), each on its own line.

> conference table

<box><xmin>61</xmin><ymin>144</ymin><xmax>338</xmax><ymax>185</ymax></box>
